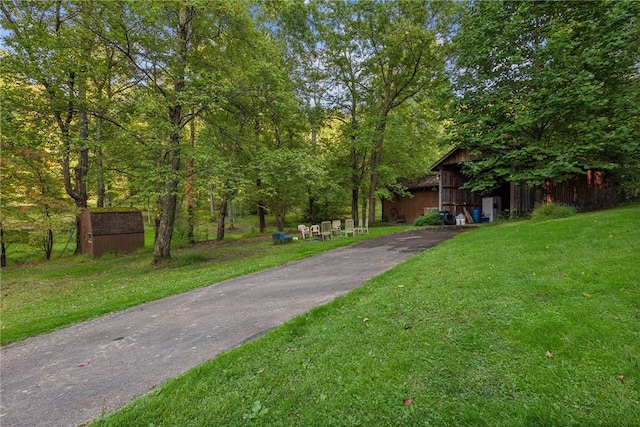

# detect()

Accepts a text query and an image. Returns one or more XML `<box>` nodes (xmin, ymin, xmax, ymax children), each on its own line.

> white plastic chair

<box><xmin>310</xmin><ymin>224</ymin><xmax>320</xmax><ymax>238</ymax></box>
<box><xmin>355</xmin><ymin>218</ymin><xmax>369</xmax><ymax>235</ymax></box>
<box><xmin>298</xmin><ymin>224</ymin><xmax>311</xmax><ymax>240</ymax></box>
<box><xmin>320</xmin><ymin>221</ymin><xmax>332</xmax><ymax>241</ymax></box>
<box><xmin>331</xmin><ymin>220</ymin><xmax>341</xmax><ymax>237</ymax></box>
<box><xmin>341</xmin><ymin>219</ymin><xmax>355</xmax><ymax>237</ymax></box>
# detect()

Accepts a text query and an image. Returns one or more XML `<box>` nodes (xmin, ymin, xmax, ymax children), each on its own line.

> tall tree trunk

<box><xmin>95</xmin><ymin>144</ymin><xmax>105</xmax><ymax>208</ymax></box>
<box><xmin>185</xmin><ymin>107</ymin><xmax>196</xmax><ymax>244</ymax></box>
<box><xmin>74</xmin><ymin>71</ymin><xmax>90</xmax><ymax>253</ymax></box>
<box><xmin>351</xmin><ymin>187</ymin><xmax>359</xmax><ymax>224</ymax></box>
<box><xmin>46</xmin><ymin>4</ymin><xmax>89</xmax><ymax>254</ymax></box>
<box><xmin>95</xmin><ymin>115</ymin><xmax>106</xmax><ymax>208</ymax></box>
<box><xmin>368</xmin><ymin>119</ymin><xmax>387</xmax><ymax>225</ymax></box>
<box><xmin>152</xmin><ymin>4</ymin><xmax>192</xmax><ymax>264</ymax></box>
<box><xmin>153</xmin><ymin>145</ymin><xmax>180</xmax><ymax>263</ymax></box>
<box><xmin>308</xmin><ymin>196</ymin><xmax>316</xmax><ymax>224</ymax></box>
<box><xmin>209</xmin><ymin>184</ymin><xmax>216</xmax><ymax>222</ymax></box>
<box><xmin>186</xmin><ymin>182</ymin><xmax>195</xmax><ymax>244</ymax></box>
<box><xmin>61</xmin><ymin>135</ymin><xmax>88</xmax><ymax>257</ymax></box>
<box><xmin>95</xmin><ymin>48</ymin><xmax>115</xmax><ymax>209</ymax></box>
<box><xmin>217</xmin><ymin>191</ymin><xmax>228</xmax><ymax>242</ymax></box>
<box><xmin>257</xmin><ymin>179</ymin><xmax>266</xmax><ymax>233</ymax></box>
<box><xmin>43</xmin><ymin>228</ymin><xmax>53</xmax><ymax>261</ymax></box>
<box><xmin>54</xmin><ymin>72</ymin><xmax>88</xmax><ymax>254</ymax></box>
<box><xmin>348</xmin><ymin>106</ymin><xmax>365</xmax><ymax>225</ymax></box>
<box><xmin>0</xmin><ymin>221</ymin><xmax>7</xmax><ymax>268</ymax></box>
<box><xmin>42</xmin><ymin>178</ymin><xmax>54</xmax><ymax>260</ymax></box>
<box><xmin>258</xmin><ymin>202</ymin><xmax>267</xmax><ymax>233</ymax></box>
<box><xmin>351</xmin><ymin>143</ymin><xmax>360</xmax><ymax>224</ymax></box>
<box><xmin>308</xmin><ymin>127</ymin><xmax>318</xmax><ymax>225</ymax></box>
<box><xmin>274</xmin><ymin>197</ymin><xmax>286</xmax><ymax>231</ymax></box>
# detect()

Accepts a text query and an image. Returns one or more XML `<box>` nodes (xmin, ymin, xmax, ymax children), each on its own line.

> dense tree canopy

<box><xmin>448</xmin><ymin>0</ymin><xmax>640</xmax><ymax>196</ymax></box>
<box><xmin>262</xmin><ymin>0</ymin><xmax>457</xmax><ymax>223</ymax></box>
<box><xmin>2</xmin><ymin>0</ymin><xmax>637</xmax><ymax>265</ymax></box>
<box><xmin>2</xmin><ymin>0</ymin><xmax>295</xmax><ymax>263</ymax></box>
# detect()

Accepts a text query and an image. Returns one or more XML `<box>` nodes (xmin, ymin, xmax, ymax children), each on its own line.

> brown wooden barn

<box><xmin>428</xmin><ymin>145</ymin><xmax>616</xmax><ymax>219</ymax></box>
<box><xmin>80</xmin><ymin>209</ymin><xmax>145</xmax><ymax>257</ymax></box>
<box><xmin>382</xmin><ymin>175</ymin><xmax>440</xmax><ymax>224</ymax></box>
<box><xmin>429</xmin><ymin>146</ymin><xmax>484</xmax><ymax>216</ymax></box>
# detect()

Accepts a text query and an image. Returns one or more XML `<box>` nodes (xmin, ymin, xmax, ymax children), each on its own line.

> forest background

<box><xmin>1</xmin><ymin>0</ymin><xmax>638</xmax><ymax>266</ymax></box>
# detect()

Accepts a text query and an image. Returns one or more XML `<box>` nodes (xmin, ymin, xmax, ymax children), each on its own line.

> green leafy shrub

<box><xmin>414</xmin><ymin>210</ymin><xmax>443</xmax><ymax>226</ymax></box>
<box><xmin>531</xmin><ymin>202</ymin><xmax>576</xmax><ymax>221</ymax></box>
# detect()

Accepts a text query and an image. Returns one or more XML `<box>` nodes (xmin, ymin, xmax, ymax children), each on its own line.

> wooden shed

<box><xmin>429</xmin><ymin>145</ymin><xmax>616</xmax><ymax>218</ymax></box>
<box><xmin>382</xmin><ymin>175</ymin><xmax>440</xmax><ymax>224</ymax></box>
<box><xmin>80</xmin><ymin>209</ymin><xmax>145</xmax><ymax>258</ymax></box>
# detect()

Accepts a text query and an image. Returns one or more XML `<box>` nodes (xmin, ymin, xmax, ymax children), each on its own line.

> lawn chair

<box><xmin>310</xmin><ymin>224</ymin><xmax>321</xmax><ymax>239</ymax></box>
<box><xmin>341</xmin><ymin>218</ymin><xmax>355</xmax><ymax>237</ymax></box>
<box><xmin>320</xmin><ymin>221</ymin><xmax>332</xmax><ymax>241</ymax></box>
<box><xmin>272</xmin><ymin>232</ymin><xmax>293</xmax><ymax>244</ymax></box>
<box><xmin>331</xmin><ymin>220</ymin><xmax>342</xmax><ymax>237</ymax></box>
<box><xmin>298</xmin><ymin>224</ymin><xmax>311</xmax><ymax>240</ymax></box>
<box><xmin>355</xmin><ymin>218</ymin><xmax>369</xmax><ymax>235</ymax></box>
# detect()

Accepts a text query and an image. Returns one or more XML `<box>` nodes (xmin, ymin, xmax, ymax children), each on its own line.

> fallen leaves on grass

<box><xmin>617</xmin><ymin>375</ymin><xmax>624</xmax><ymax>384</ymax></box>
<box><xmin>545</xmin><ymin>350</ymin><xmax>553</xmax><ymax>358</ymax></box>
<box><xmin>403</xmin><ymin>398</ymin><xmax>413</xmax><ymax>406</ymax></box>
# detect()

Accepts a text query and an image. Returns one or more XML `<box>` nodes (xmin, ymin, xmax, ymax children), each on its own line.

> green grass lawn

<box><xmin>0</xmin><ymin>225</ymin><xmax>410</xmax><ymax>345</ymax></box>
<box><xmin>91</xmin><ymin>205</ymin><xmax>640</xmax><ymax>426</ymax></box>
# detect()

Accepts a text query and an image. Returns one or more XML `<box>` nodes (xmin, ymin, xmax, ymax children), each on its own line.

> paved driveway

<box><xmin>0</xmin><ymin>228</ymin><xmax>459</xmax><ymax>427</ymax></box>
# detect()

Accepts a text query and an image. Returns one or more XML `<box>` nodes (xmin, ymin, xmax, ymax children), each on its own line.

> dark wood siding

<box><xmin>91</xmin><ymin>233</ymin><xmax>145</xmax><ymax>258</ymax></box>
<box><xmin>543</xmin><ymin>171</ymin><xmax>615</xmax><ymax>210</ymax></box>
<box><xmin>429</xmin><ymin>146</ymin><xmax>481</xmax><ymax>170</ymax></box>
<box><xmin>509</xmin><ymin>183</ymin><xmax>537</xmax><ymax>214</ymax></box>
<box><xmin>439</xmin><ymin>165</ymin><xmax>482</xmax><ymax>215</ymax></box>
<box><xmin>80</xmin><ymin>210</ymin><xmax>145</xmax><ymax>257</ymax></box>
<box><xmin>383</xmin><ymin>188</ymin><xmax>439</xmax><ymax>224</ymax></box>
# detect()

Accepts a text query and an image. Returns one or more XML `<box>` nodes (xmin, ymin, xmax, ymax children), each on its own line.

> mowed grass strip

<box><xmin>0</xmin><ymin>225</ymin><xmax>410</xmax><ymax>345</ymax></box>
<box><xmin>94</xmin><ymin>205</ymin><xmax>639</xmax><ymax>426</ymax></box>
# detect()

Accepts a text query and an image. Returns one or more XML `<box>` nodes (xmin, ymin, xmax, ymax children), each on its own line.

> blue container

<box><xmin>471</xmin><ymin>208</ymin><xmax>481</xmax><ymax>224</ymax></box>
